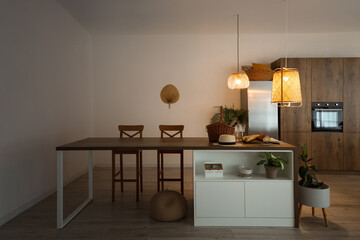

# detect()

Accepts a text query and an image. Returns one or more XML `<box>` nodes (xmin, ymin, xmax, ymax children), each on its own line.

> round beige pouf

<box><xmin>150</xmin><ymin>190</ymin><xmax>187</xmax><ymax>222</ymax></box>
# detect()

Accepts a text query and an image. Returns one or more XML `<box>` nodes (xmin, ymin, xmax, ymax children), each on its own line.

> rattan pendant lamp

<box><xmin>227</xmin><ymin>14</ymin><xmax>249</xmax><ymax>89</ymax></box>
<box><xmin>271</xmin><ymin>0</ymin><xmax>302</xmax><ymax>107</ymax></box>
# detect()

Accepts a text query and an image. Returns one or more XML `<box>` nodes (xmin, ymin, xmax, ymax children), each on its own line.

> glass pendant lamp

<box><xmin>227</xmin><ymin>14</ymin><xmax>249</xmax><ymax>89</ymax></box>
<box><xmin>271</xmin><ymin>0</ymin><xmax>302</xmax><ymax>107</ymax></box>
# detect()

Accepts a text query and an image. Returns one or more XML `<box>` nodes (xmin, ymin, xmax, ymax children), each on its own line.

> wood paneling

<box><xmin>344</xmin><ymin>133</ymin><xmax>360</xmax><ymax>170</ymax></box>
<box><xmin>311</xmin><ymin>58</ymin><xmax>343</xmax><ymax>102</ymax></box>
<box><xmin>344</xmin><ymin>58</ymin><xmax>360</xmax><ymax>132</ymax></box>
<box><xmin>281</xmin><ymin>132</ymin><xmax>311</xmax><ymax>167</ymax></box>
<box><xmin>311</xmin><ymin>132</ymin><xmax>343</xmax><ymax>170</ymax></box>
<box><xmin>280</xmin><ymin>58</ymin><xmax>312</xmax><ymax>132</ymax></box>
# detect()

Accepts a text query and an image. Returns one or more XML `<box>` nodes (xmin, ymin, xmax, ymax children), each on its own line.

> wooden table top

<box><xmin>56</xmin><ymin>137</ymin><xmax>297</xmax><ymax>151</ymax></box>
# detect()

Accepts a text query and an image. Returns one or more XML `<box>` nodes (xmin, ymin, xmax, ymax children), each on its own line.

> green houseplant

<box><xmin>298</xmin><ymin>144</ymin><xmax>323</xmax><ymax>188</ymax></box>
<box><xmin>256</xmin><ymin>152</ymin><xmax>288</xmax><ymax>179</ymax></box>
<box><xmin>298</xmin><ymin>144</ymin><xmax>330</xmax><ymax>225</ymax></box>
<box><xmin>210</xmin><ymin>106</ymin><xmax>248</xmax><ymax>127</ymax></box>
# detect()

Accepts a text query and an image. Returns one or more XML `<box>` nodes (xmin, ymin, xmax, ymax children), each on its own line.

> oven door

<box><xmin>311</xmin><ymin>108</ymin><xmax>343</xmax><ymax>132</ymax></box>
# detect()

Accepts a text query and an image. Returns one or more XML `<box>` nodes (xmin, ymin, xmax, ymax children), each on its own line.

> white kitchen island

<box><xmin>193</xmin><ymin>148</ymin><xmax>297</xmax><ymax>227</ymax></box>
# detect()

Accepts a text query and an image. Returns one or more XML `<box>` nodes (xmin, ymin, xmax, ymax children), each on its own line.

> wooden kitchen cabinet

<box><xmin>344</xmin><ymin>133</ymin><xmax>360</xmax><ymax>170</ymax></box>
<box><xmin>344</xmin><ymin>58</ymin><xmax>360</xmax><ymax>133</ymax></box>
<box><xmin>271</xmin><ymin>58</ymin><xmax>312</xmax><ymax>132</ymax></box>
<box><xmin>311</xmin><ymin>132</ymin><xmax>343</xmax><ymax>170</ymax></box>
<box><xmin>311</xmin><ymin>58</ymin><xmax>343</xmax><ymax>102</ymax></box>
<box><xmin>281</xmin><ymin>132</ymin><xmax>311</xmax><ymax>167</ymax></box>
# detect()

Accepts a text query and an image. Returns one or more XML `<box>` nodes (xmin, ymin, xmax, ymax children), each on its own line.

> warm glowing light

<box><xmin>271</xmin><ymin>68</ymin><xmax>302</xmax><ymax>107</ymax></box>
<box><xmin>227</xmin><ymin>71</ymin><xmax>250</xmax><ymax>89</ymax></box>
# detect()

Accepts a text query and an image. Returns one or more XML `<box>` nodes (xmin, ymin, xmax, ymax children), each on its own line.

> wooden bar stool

<box><xmin>112</xmin><ymin>125</ymin><xmax>144</xmax><ymax>202</ymax></box>
<box><xmin>157</xmin><ymin>125</ymin><xmax>184</xmax><ymax>195</ymax></box>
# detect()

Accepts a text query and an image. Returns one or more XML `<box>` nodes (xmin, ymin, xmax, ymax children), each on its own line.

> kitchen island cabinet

<box><xmin>193</xmin><ymin>148</ymin><xmax>296</xmax><ymax>227</ymax></box>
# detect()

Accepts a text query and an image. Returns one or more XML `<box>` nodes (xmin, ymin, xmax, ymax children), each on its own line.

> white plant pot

<box><xmin>299</xmin><ymin>184</ymin><xmax>330</xmax><ymax>208</ymax></box>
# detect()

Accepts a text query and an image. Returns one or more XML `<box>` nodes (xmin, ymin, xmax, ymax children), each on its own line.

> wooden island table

<box><xmin>56</xmin><ymin>137</ymin><xmax>298</xmax><ymax>229</ymax></box>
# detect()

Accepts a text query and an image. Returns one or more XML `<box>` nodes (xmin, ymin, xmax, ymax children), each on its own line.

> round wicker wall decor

<box><xmin>160</xmin><ymin>84</ymin><xmax>179</xmax><ymax>109</ymax></box>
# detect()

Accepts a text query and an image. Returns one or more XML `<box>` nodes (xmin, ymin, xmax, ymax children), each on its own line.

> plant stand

<box><xmin>299</xmin><ymin>204</ymin><xmax>328</xmax><ymax>227</ymax></box>
<box><xmin>298</xmin><ymin>184</ymin><xmax>330</xmax><ymax>227</ymax></box>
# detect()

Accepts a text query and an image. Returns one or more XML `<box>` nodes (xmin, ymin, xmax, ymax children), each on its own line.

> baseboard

<box><xmin>0</xmin><ymin>168</ymin><xmax>88</xmax><ymax>227</ymax></box>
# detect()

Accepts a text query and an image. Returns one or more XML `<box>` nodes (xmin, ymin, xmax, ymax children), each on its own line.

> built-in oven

<box><xmin>312</xmin><ymin>102</ymin><xmax>343</xmax><ymax>132</ymax></box>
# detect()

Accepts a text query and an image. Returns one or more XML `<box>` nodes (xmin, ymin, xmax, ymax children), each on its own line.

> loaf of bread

<box><xmin>242</xmin><ymin>134</ymin><xmax>270</xmax><ymax>143</ymax></box>
<box><xmin>242</xmin><ymin>134</ymin><xmax>260</xmax><ymax>142</ymax></box>
<box><xmin>258</xmin><ymin>134</ymin><xmax>270</xmax><ymax>142</ymax></box>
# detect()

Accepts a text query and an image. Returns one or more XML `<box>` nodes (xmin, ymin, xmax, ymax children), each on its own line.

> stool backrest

<box><xmin>118</xmin><ymin>125</ymin><xmax>144</xmax><ymax>138</ymax></box>
<box><xmin>159</xmin><ymin>125</ymin><xmax>184</xmax><ymax>138</ymax></box>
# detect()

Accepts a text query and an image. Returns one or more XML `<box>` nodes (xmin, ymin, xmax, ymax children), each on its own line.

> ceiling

<box><xmin>56</xmin><ymin>0</ymin><xmax>360</xmax><ymax>35</ymax></box>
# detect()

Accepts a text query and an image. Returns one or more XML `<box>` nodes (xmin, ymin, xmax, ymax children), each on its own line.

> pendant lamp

<box><xmin>271</xmin><ymin>0</ymin><xmax>302</xmax><ymax>107</ymax></box>
<box><xmin>227</xmin><ymin>14</ymin><xmax>249</xmax><ymax>89</ymax></box>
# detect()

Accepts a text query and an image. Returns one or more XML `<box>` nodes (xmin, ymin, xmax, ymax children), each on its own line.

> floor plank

<box><xmin>0</xmin><ymin>168</ymin><xmax>359</xmax><ymax>239</ymax></box>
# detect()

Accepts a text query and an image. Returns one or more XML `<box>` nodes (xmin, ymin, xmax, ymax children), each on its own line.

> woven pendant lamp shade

<box><xmin>271</xmin><ymin>68</ymin><xmax>302</xmax><ymax>107</ymax></box>
<box><xmin>227</xmin><ymin>71</ymin><xmax>250</xmax><ymax>89</ymax></box>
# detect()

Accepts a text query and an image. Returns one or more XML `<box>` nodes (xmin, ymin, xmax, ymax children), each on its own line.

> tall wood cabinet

<box><xmin>343</xmin><ymin>58</ymin><xmax>360</xmax><ymax>170</ymax></box>
<box><xmin>271</xmin><ymin>57</ymin><xmax>360</xmax><ymax>171</ymax></box>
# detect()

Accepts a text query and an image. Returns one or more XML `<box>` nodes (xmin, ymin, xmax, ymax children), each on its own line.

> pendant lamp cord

<box><xmin>285</xmin><ymin>0</ymin><xmax>288</xmax><ymax>68</ymax></box>
<box><xmin>237</xmin><ymin>14</ymin><xmax>240</xmax><ymax>73</ymax></box>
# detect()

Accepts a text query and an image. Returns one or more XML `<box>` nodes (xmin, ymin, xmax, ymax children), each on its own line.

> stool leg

<box><xmin>157</xmin><ymin>151</ymin><xmax>160</xmax><ymax>192</ymax></box>
<box><xmin>161</xmin><ymin>153</ymin><xmax>164</xmax><ymax>191</ymax></box>
<box><xmin>299</xmin><ymin>203</ymin><xmax>302</xmax><ymax>218</ymax></box>
<box><xmin>120</xmin><ymin>154</ymin><xmax>124</xmax><ymax>192</ymax></box>
<box><xmin>140</xmin><ymin>151</ymin><xmax>143</xmax><ymax>192</ymax></box>
<box><xmin>322</xmin><ymin>208</ymin><xmax>328</xmax><ymax>227</ymax></box>
<box><xmin>180</xmin><ymin>151</ymin><xmax>184</xmax><ymax>195</ymax></box>
<box><xmin>312</xmin><ymin>207</ymin><xmax>315</xmax><ymax>217</ymax></box>
<box><xmin>112</xmin><ymin>151</ymin><xmax>115</xmax><ymax>202</ymax></box>
<box><xmin>136</xmin><ymin>152</ymin><xmax>139</xmax><ymax>202</ymax></box>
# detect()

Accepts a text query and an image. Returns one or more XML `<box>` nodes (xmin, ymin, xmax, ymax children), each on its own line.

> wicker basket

<box><xmin>244</xmin><ymin>69</ymin><xmax>274</xmax><ymax>81</ymax></box>
<box><xmin>206</xmin><ymin>106</ymin><xmax>235</xmax><ymax>143</ymax></box>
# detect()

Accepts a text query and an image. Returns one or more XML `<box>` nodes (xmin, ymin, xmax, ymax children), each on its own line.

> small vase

<box><xmin>265</xmin><ymin>166</ymin><xmax>278</xmax><ymax>179</ymax></box>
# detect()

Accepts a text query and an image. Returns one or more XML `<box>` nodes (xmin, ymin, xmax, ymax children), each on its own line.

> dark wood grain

<box><xmin>281</xmin><ymin>132</ymin><xmax>311</xmax><ymax>167</ymax></box>
<box><xmin>56</xmin><ymin>137</ymin><xmax>297</xmax><ymax>151</ymax></box>
<box><xmin>311</xmin><ymin>132</ymin><xmax>344</xmax><ymax>170</ymax></box>
<box><xmin>344</xmin><ymin>58</ymin><xmax>360</xmax><ymax>133</ymax></box>
<box><xmin>311</xmin><ymin>58</ymin><xmax>344</xmax><ymax>102</ymax></box>
<box><xmin>344</xmin><ymin>133</ymin><xmax>360</xmax><ymax>170</ymax></box>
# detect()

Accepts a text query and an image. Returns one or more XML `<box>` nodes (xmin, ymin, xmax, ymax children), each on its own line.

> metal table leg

<box><xmin>57</xmin><ymin>151</ymin><xmax>93</xmax><ymax>229</ymax></box>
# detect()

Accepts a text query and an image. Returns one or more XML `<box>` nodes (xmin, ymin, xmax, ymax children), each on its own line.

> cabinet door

<box><xmin>195</xmin><ymin>182</ymin><xmax>245</xmax><ymax>218</ymax></box>
<box><xmin>312</xmin><ymin>58</ymin><xmax>343</xmax><ymax>102</ymax></box>
<box><xmin>245</xmin><ymin>182</ymin><xmax>294</xmax><ymax>218</ymax></box>
<box><xmin>344</xmin><ymin>58</ymin><xmax>360</xmax><ymax>133</ymax></box>
<box><xmin>281</xmin><ymin>132</ymin><xmax>311</xmax><ymax>168</ymax></box>
<box><xmin>344</xmin><ymin>133</ymin><xmax>360</xmax><ymax>170</ymax></box>
<box><xmin>311</xmin><ymin>132</ymin><xmax>343</xmax><ymax>170</ymax></box>
<box><xmin>279</xmin><ymin>58</ymin><xmax>312</xmax><ymax>132</ymax></box>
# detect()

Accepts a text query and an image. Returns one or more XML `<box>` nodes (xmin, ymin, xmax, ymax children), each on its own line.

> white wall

<box><xmin>0</xmin><ymin>0</ymin><xmax>93</xmax><ymax>225</ymax></box>
<box><xmin>92</xmin><ymin>31</ymin><xmax>360</xmax><ymax>167</ymax></box>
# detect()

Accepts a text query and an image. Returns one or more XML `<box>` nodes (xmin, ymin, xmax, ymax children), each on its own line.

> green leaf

<box><xmin>310</xmin><ymin>165</ymin><xmax>317</xmax><ymax>171</ymax></box>
<box><xmin>257</xmin><ymin>160</ymin><xmax>266</xmax><ymax>165</ymax></box>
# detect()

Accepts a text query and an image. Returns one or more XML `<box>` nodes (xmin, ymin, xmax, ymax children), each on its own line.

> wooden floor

<box><xmin>1</xmin><ymin>167</ymin><xmax>360</xmax><ymax>239</ymax></box>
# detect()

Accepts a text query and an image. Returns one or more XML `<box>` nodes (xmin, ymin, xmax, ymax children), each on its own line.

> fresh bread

<box><xmin>242</xmin><ymin>134</ymin><xmax>270</xmax><ymax>143</ymax></box>
<box><xmin>258</xmin><ymin>134</ymin><xmax>270</xmax><ymax>142</ymax></box>
<box><xmin>242</xmin><ymin>134</ymin><xmax>260</xmax><ymax>142</ymax></box>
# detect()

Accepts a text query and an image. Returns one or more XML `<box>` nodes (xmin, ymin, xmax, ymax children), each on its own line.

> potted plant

<box><xmin>210</xmin><ymin>106</ymin><xmax>248</xmax><ymax>127</ymax></box>
<box><xmin>256</xmin><ymin>152</ymin><xmax>288</xmax><ymax>179</ymax></box>
<box><xmin>298</xmin><ymin>144</ymin><xmax>330</xmax><ymax>226</ymax></box>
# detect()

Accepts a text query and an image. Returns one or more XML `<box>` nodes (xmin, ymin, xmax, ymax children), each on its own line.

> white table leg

<box><xmin>57</xmin><ymin>150</ymin><xmax>94</xmax><ymax>229</ymax></box>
